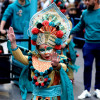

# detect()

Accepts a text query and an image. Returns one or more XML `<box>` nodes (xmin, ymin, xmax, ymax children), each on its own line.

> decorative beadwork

<box><xmin>28</xmin><ymin>52</ymin><xmax>53</xmax><ymax>88</ymax></box>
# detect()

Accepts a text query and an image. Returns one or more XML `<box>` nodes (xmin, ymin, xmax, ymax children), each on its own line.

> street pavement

<box><xmin>0</xmin><ymin>48</ymin><xmax>99</xmax><ymax>100</ymax></box>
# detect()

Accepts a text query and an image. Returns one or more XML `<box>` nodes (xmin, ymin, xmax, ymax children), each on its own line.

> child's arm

<box><xmin>7</xmin><ymin>27</ymin><xmax>29</xmax><ymax>65</ymax></box>
<box><xmin>12</xmin><ymin>48</ymin><xmax>29</xmax><ymax>65</ymax></box>
<box><xmin>61</xmin><ymin>35</ymin><xmax>73</xmax><ymax>49</ymax></box>
<box><xmin>7</xmin><ymin>27</ymin><xmax>17</xmax><ymax>49</ymax></box>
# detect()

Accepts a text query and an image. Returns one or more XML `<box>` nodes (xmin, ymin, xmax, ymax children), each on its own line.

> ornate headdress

<box><xmin>29</xmin><ymin>3</ymin><xmax>70</xmax><ymax>50</ymax></box>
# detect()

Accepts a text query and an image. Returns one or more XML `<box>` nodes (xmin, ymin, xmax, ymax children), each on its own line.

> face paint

<box><xmin>44</xmin><ymin>45</ymin><xmax>47</xmax><ymax>49</ymax></box>
<box><xmin>39</xmin><ymin>47</ymin><xmax>53</xmax><ymax>54</ymax></box>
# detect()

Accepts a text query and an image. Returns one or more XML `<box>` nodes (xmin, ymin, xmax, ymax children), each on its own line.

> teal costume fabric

<box><xmin>68</xmin><ymin>41</ymin><xmax>76</xmax><ymax>64</ymax></box>
<box><xmin>32</xmin><ymin>85</ymin><xmax>62</xmax><ymax>97</ymax></box>
<box><xmin>70</xmin><ymin>9</ymin><xmax>100</xmax><ymax>42</ymax></box>
<box><xmin>63</xmin><ymin>40</ymin><xmax>79</xmax><ymax>72</ymax></box>
<box><xmin>19</xmin><ymin>59</ymin><xmax>74</xmax><ymax>100</ymax></box>
<box><xmin>67</xmin><ymin>41</ymin><xmax>80</xmax><ymax>72</ymax></box>
<box><xmin>2</xmin><ymin>0</ymin><xmax>30</xmax><ymax>34</ymax></box>
<box><xmin>60</xmin><ymin>67</ymin><xmax>74</xmax><ymax>100</ymax></box>
<box><xmin>19</xmin><ymin>65</ymin><xmax>33</xmax><ymax>100</ymax></box>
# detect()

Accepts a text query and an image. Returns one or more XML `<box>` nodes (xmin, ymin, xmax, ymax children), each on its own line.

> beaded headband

<box><xmin>29</xmin><ymin>3</ymin><xmax>70</xmax><ymax>50</ymax></box>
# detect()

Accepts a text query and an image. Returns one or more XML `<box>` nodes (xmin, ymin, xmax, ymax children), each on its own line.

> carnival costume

<box><xmin>11</xmin><ymin>3</ymin><xmax>74</xmax><ymax>100</ymax></box>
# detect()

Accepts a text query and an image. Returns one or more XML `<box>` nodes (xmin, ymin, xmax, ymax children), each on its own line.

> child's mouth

<box><xmin>45</xmin><ymin>56</ymin><xmax>50</xmax><ymax>59</ymax></box>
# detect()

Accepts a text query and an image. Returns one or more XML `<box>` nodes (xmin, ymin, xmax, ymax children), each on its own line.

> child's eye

<box><xmin>40</xmin><ymin>51</ymin><xmax>45</xmax><ymax>54</ymax></box>
<box><xmin>46</xmin><ymin>49</ymin><xmax>53</xmax><ymax>53</ymax></box>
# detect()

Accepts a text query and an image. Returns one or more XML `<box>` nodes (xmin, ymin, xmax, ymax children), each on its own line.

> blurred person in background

<box><xmin>0</xmin><ymin>0</ymin><xmax>4</xmax><ymax>19</ymax></box>
<box><xmin>74</xmin><ymin>0</ymin><xmax>87</xmax><ymax>18</ymax></box>
<box><xmin>0</xmin><ymin>0</ymin><xmax>14</xmax><ymax>30</ymax></box>
<box><xmin>0</xmin><ymin>0</ymin><xmax>14</xmax><ymax>54</ymax></box>
<box><xmin>0</xmin><ymin>0</ymin><xmax>30</xmax><ymax>41</ymax></box>
<box><xmin>50</xmin><ymin>0</ymin><xmax>67</xmax><ymax>14</ymax></box>
<box><xmin>40</xmin><ymin>0</ymin><xmax>49</xmax><ymax>9</ymax></box>
<box><xmin>82</xmin><ymin>0</ymin><xmax>87</xmax><ymax>10</ymax></box>
<box><xmin>68</xmin><ymin>0</ymin><xmax>87</xmax><ymax>19</ymax></box>
<box><xmin>67</xmin><ymin>4</ymin><xmax>81</xmax><ymax>28</ymax></box>
<box><xmin>37</xmin><ymin>0</ymin><xmax>43</xmax><ymax>11</ymax></box>
<box><xmin>0</xmin><ymin>0</ymin><xmax>30</xmax><ymax>54</ymax></box>
<box><xmin>74</xmin><ymin>0</ymin><xmax>82</xmax><ymax>17</ymax></box>
<box><xmin>70</xmin><ymin>0</ymin><xmax>100</xmax><ymax>99</ymax></box>
<box><xmin>68</xmin><ymin>0</ymin><xmax>75</xmax><ymax>3</ymax></box>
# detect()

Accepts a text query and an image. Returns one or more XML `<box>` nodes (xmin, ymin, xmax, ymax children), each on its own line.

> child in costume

<box><xmin>7</xmin><ymin>3</ymin><xmax>74</xmax><ymax>100</ymax></box>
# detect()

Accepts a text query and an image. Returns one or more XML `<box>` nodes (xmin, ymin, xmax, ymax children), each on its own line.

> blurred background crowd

<box><xmin>0</xmin><ymin>0</ymin><xmax>88</xmax><ymax>32</ymax></box>
<box><xmin>0</xmin><ymin>0</ymin><xmax>89</xmax><ymax>48</ymax></box>
<box><xmin>0</xmin><ymin>0</ymin><xmax>89</xmax><ymax>54</ymax></box>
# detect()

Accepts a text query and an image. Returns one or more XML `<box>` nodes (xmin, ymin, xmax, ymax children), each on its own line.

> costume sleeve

<box><xmin>60</xmin><ymin>55</ymin><xmax>68</xmax><ymax>71</ymax></box>
<box><xmin>60</xmin><ymin>63</ymin><xmax>67</xmax><ymax>71</ymax></box>
<box><xmin>70</xmin><ymin>11</ymin><xmax>85</xmax><ymax>35</ymax></box>
<box><xmin>12</xmin><ymin>48</ymin><xmax>29</xmax><ymax>65</ymax></box>
<box><xmin>2</xmin><ymin>4</ymin><xmax>13</xmax><ymax>21</ymax></box>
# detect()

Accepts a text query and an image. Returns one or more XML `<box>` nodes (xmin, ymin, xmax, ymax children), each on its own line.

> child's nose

<box><xmin>45</xmin><ymin>53</ymin><xmax>49</xmax><ymax>55</ymax></box>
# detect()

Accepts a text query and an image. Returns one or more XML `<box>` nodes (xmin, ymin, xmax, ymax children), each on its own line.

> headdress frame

<box><xmin>29</xmin><ymin>3</ymin><xmax>70</xmax><ymax>50</ymax></box>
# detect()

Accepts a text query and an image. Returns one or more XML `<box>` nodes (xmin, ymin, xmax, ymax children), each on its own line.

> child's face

<box><xmin>38</xmin><ymin>44</ymin><xmax>54</xmax><ymax>60</ymax></box>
